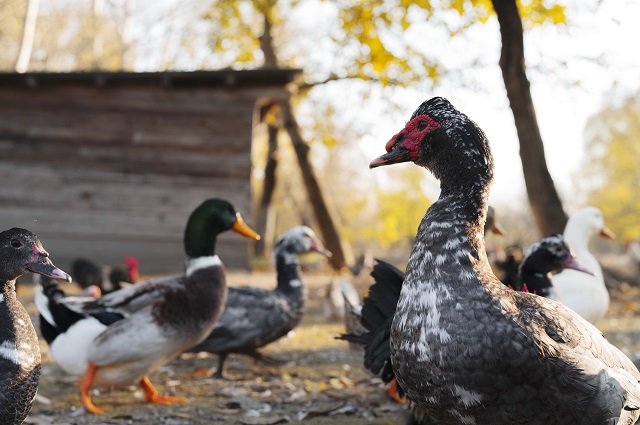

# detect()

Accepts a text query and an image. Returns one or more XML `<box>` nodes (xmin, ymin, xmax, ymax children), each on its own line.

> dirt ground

<box><xmin>17</xmin><ymin>269</ymin><xmax>640</xmax><ymax>425</ymax></box>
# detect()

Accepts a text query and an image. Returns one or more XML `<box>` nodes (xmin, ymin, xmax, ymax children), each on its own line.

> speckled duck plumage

<box><xmin>339</xmin><ymin>235</ymin><xmax>588</xmax><ymax>425</ymax></box>
<box><xmin>370</xmin><ymin>97</ymin><xmax>640</xmax><ymax>425</ymax></box>
<box><xmin>0</xmin><ymin>228</ymin><xmax>70</xmax><ymax>425</ymax></box>
<box><xmin>190</xmin><ymin>225</ymin><xmax>331</xmax><ymax>378</ymax></box>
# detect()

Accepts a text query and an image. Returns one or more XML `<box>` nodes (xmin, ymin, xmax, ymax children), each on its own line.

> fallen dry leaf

<box><xmin>239</xmin><ymin>415</ymin><xmax>290</xmax><ymax>425</ymax></box>
<box><xmin>24</xmin><ymin>416</ymin><xmax>54</xmax><ymax>424</ymax></box>
<box><xmin>298</xmin><ymin>401</ymin><xmax>346</xmax><ymax>421</ymax></box>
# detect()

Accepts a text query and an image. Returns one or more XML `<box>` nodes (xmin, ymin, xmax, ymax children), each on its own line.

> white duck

<box><xmin>552</xmin><ymin>206</ymin><xmax>615</xmax><ymax>324</ymax></box>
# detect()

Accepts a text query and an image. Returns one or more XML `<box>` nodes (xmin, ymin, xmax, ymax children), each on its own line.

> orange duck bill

<box><xmin>232</xmin><ymin>213</ymin><xmax>261</xmax><ymax>240</ymax></box>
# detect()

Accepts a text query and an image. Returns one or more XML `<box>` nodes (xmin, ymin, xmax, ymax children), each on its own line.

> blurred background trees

<box><xmin>579</xmin><ymin>94</ymin><xmax>640</xmax><ymax>242</ymax></box>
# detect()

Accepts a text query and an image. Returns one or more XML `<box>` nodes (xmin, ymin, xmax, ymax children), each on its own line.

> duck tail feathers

<box><xmin>34</xmin><ymin>279</ymin><xmax>90</xmax><ymax>345</ymax></box>
<box><xmin>359</xmin><ymin>259</ymin><xmax>404</xmax><ymax>330</ymax></box>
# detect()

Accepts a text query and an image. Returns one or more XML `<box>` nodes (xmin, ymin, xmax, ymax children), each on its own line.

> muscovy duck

<box><xmin>189</xmin><ymin>225</ymin><xmax>331</xmax><ymax>378</ymax></box>
<box><xmin>340</xmin><ymin>234</ymin><xmax>592</xmax><ymax>425</ymax></box>
<box><xmin>368</xmin><ymin>96</ymin><xmax>640</xmax><ymax>425</ymax></box>
<box><xmin>552</xmin><ymin>206</ymin><xmax>615</xmax><ymax>324</ymax></box>
<box><xmin>35</xmin><ymin>199</ymin><xmax>260</xmax><ymax>413</ymax></box>
<box><xmin>0</xmin><ymin>228</ymin><xmax>71</xmax><ymax>425</ymax></box>
<box><xmin>516</xmin><ymin>234</ymin><xmax>592</xmax><ymax>298</ymax></box>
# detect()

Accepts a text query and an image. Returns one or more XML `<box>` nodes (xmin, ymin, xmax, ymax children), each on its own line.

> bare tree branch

<box><xmin>15</xmin><ymin>0</ymin><xmax>40</xmax><ymax>73</ymax></box>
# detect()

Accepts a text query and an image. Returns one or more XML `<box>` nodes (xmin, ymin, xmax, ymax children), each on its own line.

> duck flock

<box><xmin>1</xmin><ymin>96</ymin><xmax>638</xmax><ymax>425</ymax></box>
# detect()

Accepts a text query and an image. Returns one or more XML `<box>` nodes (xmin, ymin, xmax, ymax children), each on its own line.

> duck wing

<box><xmin>195</xmin><ymin>286</ymin><xmax>291</xmax><ymax>353</ymax></box>
<box><xmin>518</xmin><ymin>293</ymin><xmax>640</xmax><ymax>418</ymax></box>
<box><xmin>63</xmin><ymin>275</ymin><xmax>183</xmax><ymax>317</ymax></box>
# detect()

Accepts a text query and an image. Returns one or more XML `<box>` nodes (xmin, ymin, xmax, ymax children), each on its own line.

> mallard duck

<box><xmin>0</xmin><ymin>228</ymin><xmax>71</xmax><ymax>425</ymax></box>
<box><xmin>35</xmin><ymin>199</ymin><xmax>260</xmax><ymax>413</ymax></box>
<box><xmin>189</xmin><ymin>225</ymin><xmax>331</xmax><ymax>378</ymax></box>
<box><xmin>368</xmin><ymin>97</ymin><xmax>640</xmax><ymax>425</ymax></box>
<box><xmin>552</xmin><ymin>206</ymin><xmax>615</xmax><ymax>324</ymax></box>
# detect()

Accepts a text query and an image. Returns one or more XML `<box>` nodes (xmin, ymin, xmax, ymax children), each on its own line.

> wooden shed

<box><xmin>0</xmin><ymin>69</ymin><xmax>300</xmax><ymax>274</ymax></box>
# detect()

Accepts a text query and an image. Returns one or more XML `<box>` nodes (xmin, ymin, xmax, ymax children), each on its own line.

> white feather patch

<box><xmin>289</xmin><ymin>278</ymin><xmax>302</xmax><ymax>288</ymax></box>
<box><xmin>185</xmin><ymin>255</ymin><xmax>222</xmax><ymax>276</ymax></box>
<box><xmin>50</xmin><ymin>318</ymin><xmax>107</xmax><ymax>376</ymax></box>
<box><xmin>453</xmin><ymin>384</ymin><xmax>483</xmax><ymax>407</ymax></box>
<box><xmin>0</xmin><ymin>340</ymin><xmax>35</xmax><ymax>369</ymax></box>
<box><xmin>450</xmin><ymin>409</ymin><xmax>477</xmax><ymax>425</ymax></box>
<box><xmin>0</xmin><ymin>293</ymin><xmax>4</xmax><ymax>302</ymax></box>
<box><xmin>34</xmin><ymin>286</ymin><xmax>56</xmax><ymax>328</ymax></box>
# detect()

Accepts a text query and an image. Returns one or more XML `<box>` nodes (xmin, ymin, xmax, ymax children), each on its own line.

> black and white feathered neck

<box><xmin>371</xmin><ymin>97</ymin><xmax>640</xmax><ymax>425</ymax></box>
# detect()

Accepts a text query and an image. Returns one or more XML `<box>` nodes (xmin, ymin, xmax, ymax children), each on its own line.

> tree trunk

<box><xmin>491</xmin><ymin>0</ymin><xmax>568</xmax><ymax>235</ymax></box>
<box><xmin>257</xmin><ymin>9</ymin><xmax>353</xmax><ymax>270</ymax></box>
<box><xmin>14</xmin><ymin>0</ymin><xmax>40</xmax><ymax>73</ymax></box>
<box><xmin>281</xmin><ymin>100</ymin><xmax>354</xmax><ymax>270</ymax></box>
<box><xmin>254</xmin><ymin>122</ymin><xmax>279</xmax><ymax>259</ymax></box>
<box><xmin>259</xmin><ymin>14</ymin><xmax>278</xmax><ymax>68</ymax></box>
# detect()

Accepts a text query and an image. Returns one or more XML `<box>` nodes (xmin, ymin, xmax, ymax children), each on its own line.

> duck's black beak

<box><xmin>26</xmin><ymin>250</ymin><xmax>72</xmax><ymax>282</ymax></box>
<box><xmin>369</xmin><ymin>147</ymin><xmax>412</xmax><ymax>169</ymax></box>
<box><xmin>370</xmin><ymin>128</ymin><xmax>415</xmax><ymax>169</ymax></box>
<box><xmin>563</xmin><ymin>254</ymin><xmax>594</xmax><ymax>276</ymax></box>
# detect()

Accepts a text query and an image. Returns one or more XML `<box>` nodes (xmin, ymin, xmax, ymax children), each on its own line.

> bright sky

<box><xmin>360</xmin><ymin>0</ymin><xmax>640</xmax><ymax>211</ymax></box>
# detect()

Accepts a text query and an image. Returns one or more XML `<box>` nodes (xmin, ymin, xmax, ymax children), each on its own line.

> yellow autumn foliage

<box><xmin>582</xmin><ymin>95</ymin><xmax>640</xmax><ymax>240</ymax></box>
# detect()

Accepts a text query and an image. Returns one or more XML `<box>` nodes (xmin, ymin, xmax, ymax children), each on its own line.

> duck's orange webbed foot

<box><xmin>385</xmin><ymin>377</ymin><xmax>409</xmax><ymax>405</ymax></box>
<box><xmin>140</xmin><ymin>376</ymin><xmax>188</xmax><ymax>404</ymax></box>
<box><xmin>78</xmin><ymin>362</ymin><xmax>106</xmax><ymax>414</ymax></box>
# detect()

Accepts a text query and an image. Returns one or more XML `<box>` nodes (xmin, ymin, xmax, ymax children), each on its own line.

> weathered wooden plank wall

<box><xmin>0</xmin><ymin>70</ymin><xmax>298</xmax><ymax>274</ymax></box>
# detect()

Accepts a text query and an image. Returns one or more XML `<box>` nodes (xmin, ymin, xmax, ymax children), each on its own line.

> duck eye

<box><xmin>10</xmin><ymin>239</ymin><xmax>22</xmax><ymax>248</ymax></box>
<box><xmin>417</xmin><ymin>121</ymin><xmax>428</xmax><ymax>131</ymax></box>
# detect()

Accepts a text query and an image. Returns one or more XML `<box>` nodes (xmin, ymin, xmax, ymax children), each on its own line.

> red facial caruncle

<box><xmin>386</xmin><ymin>114</ymin><xmax>441</xmax><ymax>161</ymax></box>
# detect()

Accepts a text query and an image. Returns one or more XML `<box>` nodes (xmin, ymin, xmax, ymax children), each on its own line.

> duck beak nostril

<box><xmin>386</xmin><ymin>133</ymin><xmax>404</xmax><ymax>152</ymax></box>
